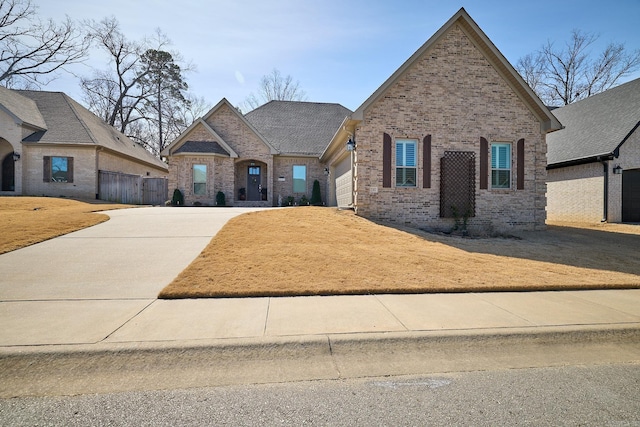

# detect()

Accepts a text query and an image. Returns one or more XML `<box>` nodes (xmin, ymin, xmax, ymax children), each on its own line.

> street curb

<box><xmin>1</xmin><ymin>323</ymin><xmax>639</xmax><ymax>356</ymax></box>
<box><xmin>2</xmin><ymin>325</ymin><xmax>640</xmax><ymax>398</ymax></box>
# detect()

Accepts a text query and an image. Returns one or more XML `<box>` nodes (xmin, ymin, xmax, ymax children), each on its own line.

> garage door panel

<box><xmin>335</xmin><ymin>170</ymin><xmax>352</xmax><ymax>208</ymax></box>
<box><xmin>622</xmin><ymin>169</ymin><xmax>640</xmax><ymax>222</ymax></box>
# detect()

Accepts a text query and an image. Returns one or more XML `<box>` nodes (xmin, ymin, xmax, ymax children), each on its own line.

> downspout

<box><xmin>95</xmin><ymin>147</ymin><xmax>103</xmax><ymax>199</ymax></box>
<box><xmin>599</xmin><ymin>157</ymin><xmax>608</xmax><ymax>222</ymax></box>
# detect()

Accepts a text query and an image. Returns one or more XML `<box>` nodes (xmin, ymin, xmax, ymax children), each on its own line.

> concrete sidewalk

<box><xmin>1</xmin><ymin>207</ymin><xmax>639</xmax><ymax>396</ymax></box>
<box><xmin>2</xmin><ymin>288</ymin><xmax>640</xmax><ymax>347</ymax></box>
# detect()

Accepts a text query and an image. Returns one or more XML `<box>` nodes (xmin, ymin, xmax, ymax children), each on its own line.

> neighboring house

<box><xmin>161</xmin><ymin>98</ymin><xmax>350</xmax><ymax>207</ymax></box>
<box><xmin>163</xmin><ymin>8</ymin><xmax>561</xmax><ymax>232</ymax></box>
<box><xmin>321</xmin><ymin>8</ymin><xmax>561</xmax><ymax>232</ymax></box>
<box><xmin>547</xmin><ymin>78</ymin><xmax>640</xmax><ymax>223</ymax></box>
<box><xmin>0</xmin><ymin>87</ymin><xmax>168</xmax><ymax>201</ymax></box>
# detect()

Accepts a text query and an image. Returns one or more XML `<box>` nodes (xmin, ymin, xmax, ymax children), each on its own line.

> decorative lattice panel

<box><xmin>440</xmin><ymin>151</ymin><xmax>476</xmax><ymax>218</ymax></box>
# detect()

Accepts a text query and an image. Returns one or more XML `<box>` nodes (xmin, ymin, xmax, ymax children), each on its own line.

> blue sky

<box><xmin>37</xmin><ymin>0</ymin><xmax>640</xmax><ymax>111</ymax></box>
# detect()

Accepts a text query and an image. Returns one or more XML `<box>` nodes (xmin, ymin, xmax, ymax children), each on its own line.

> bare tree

<box><xmin>81</xmin><ymin>19</ymin><xmax>194</xmax><ymax>155</ymax></box>
<box><xmin>163</xmin><ymin>93</ymin><xmax>211</xmax><ymax>142</ymax></box>
<box><xmin>242</xmin><ymin>68</ymin><xmax>307</xmax><ymax>111</ymax></box>
<box><xmin>0</xmin><ymin>0</ymin><xmax>89</xmax><ymax>88</ymax></box>
<box><xmin>81</xmin><ymin>17</ymin><xmax>147</xmax><ymax>132</ymax></box>
<box><xmin>130</xmin><ymin>94</ymin><xmax>211</xmax><ymax>155</ymax></box>
<box><xmin>517</xmin><ymin>29</ymin><xmax>640</xmax><ymax>106</ymax></box>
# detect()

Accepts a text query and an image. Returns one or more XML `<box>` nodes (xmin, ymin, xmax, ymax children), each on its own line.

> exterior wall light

<box><xmin>346</xmin><ymin>138</ymin><xmax>356</xmax><ymax>151</ymax></box>
<box><xmin>613</xmin><ymin>165</ymin><xmax>623</xmax><ymax>175</ymax></box>
<box><xmin>324</xmin><ymin>168</ymin><xmax>329</xmax><ymax>175</ymax></box>
<box><xmin>12</xmin><ymin>152</ymin><xmax>20</xmax><ymax>161</ymax></box>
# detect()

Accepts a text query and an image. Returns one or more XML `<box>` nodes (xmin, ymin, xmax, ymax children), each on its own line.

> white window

<box><xmin>396</xmin><ymin>139</ymin><xmax>417</xmax><ymax>187</ymax></box>
<box><xmin>293</xmin><ymin>165</ymin><xmax>306</xmax><ymax>193</ymax></box>
<box><xmin>491</xmin><ymin>143</ymin><xmax>511</xmax><ymax>189</ymax></box>
<box><xmin>193</xmin><ymin>164</ymin><xmax>207</xmax><ymax>195</ymax></box>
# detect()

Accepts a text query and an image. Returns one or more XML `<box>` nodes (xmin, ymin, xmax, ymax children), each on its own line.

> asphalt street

<box><xmin>1</xmin><ymin>363</ymin><xmax>639</xmax><ymax>426</ymax></box>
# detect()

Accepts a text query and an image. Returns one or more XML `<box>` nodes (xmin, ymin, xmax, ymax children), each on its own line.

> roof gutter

<box><xmin>546</xmin><ymin>153</ymin><xmax>615</xmax><ymax>170</ymax></box>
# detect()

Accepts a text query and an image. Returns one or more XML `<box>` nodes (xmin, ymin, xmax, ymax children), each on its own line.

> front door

<box><xmin>247</xmin><ymin>166</ymin><xmax>261</xmax><ymax>201</ymax></box>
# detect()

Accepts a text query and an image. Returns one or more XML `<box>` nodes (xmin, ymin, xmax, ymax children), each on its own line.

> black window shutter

<box><xmin>517</xmin><ymin>138</ymin><xmax>524</xmax><ymax>190</ymax></box>
<box><xmin>423</xmin><ymin>134</ymin><xmax>431</xmax><ymax>188</ymax></box>
<box><xmin>383</xmin><ymin>133</ymin><xmax>392</xmax><ymax>188</ymax></box>
<box><xmin>43</xmin><ymin>156</ymin><xmax>51</xmax><ymax>182</ymax></box>
<box><xmin>67</xmin><ymin>157</ymin><xmax>74</xmax><ymax>183</ymax></box>
<box><xmin>479</xmin><ymin>137</ymin><xmax>488</xmax><ymax>190</ymax></box>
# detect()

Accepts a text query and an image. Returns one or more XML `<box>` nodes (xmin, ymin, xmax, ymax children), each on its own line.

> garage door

<box><xmin>335</xmin><ymin>170</ymin><xmax>353</xmax><ymax>208</ymax></box>
<box><xmin>622</xmin><ymin>168</ymin><xmax>640</xmax><ymax>222</ymax></box>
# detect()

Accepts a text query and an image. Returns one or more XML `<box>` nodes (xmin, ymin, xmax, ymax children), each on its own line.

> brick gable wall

<box><xmin>353</xmin><ymin>24</ymin><xmax>546</xmax><ymax>232</ymax></box>
<box><xmin>205</xmin><ymin>104</ymin><xmax>274</xmax><ymax>205</ymax></box>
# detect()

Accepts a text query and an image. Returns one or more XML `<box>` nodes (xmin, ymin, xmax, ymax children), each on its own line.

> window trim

<box><xmin>43</xmin><ymin>156</ymin><xmax>73</xmax><ymax>183</ymax></box>
<box><xmin>193</xmin><ymin>164</ymin><xmax>207</xmax><ymax>196</ymax></box>
<box><xmin>395</xmin><ymin>139</ymin><xmax>417</xmax><ymax>188</ymax></box>
<box><xmin>293</xmin><ymin>165</ymin><xmax>307</xmax><ymax>193</ymax></box>
<box><xmin>491</xmin><ymin>142</ymin><xmax>511</xmax><ymax>189</ymax></box>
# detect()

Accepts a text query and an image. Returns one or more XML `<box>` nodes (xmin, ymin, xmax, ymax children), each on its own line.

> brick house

<box><xmin>161</xmin><ymin>98</ymin><xmax>350</xmax><ymax>207</ymax></box>
<box><xmin>0</xmin><ymin>87</ymin><xmax>168</xmax><ymax>200</ymax></box>
<box><xmin>322</xmin><ymin>8</ymin><xmax>561</xmax><ymax>232</ymax></box>
<box><xmin>164</xmin><ymin>8</ymin><xmax>561</xmax><ymax>232</ymax></box>
<box><xmin>547</xmin><ymin>78</ymin><xmax>640</xmax><ymax>223</ymax></box>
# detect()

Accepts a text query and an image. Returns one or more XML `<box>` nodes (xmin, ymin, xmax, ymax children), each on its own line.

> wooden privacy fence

<box><xmin>98</xmin><ymin>170</ymin><xmax>168</xmax><ymax>205</ymax></box>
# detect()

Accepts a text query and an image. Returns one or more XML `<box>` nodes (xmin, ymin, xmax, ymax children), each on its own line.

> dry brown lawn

<box><xmin>159</xmin><ymin>207</ymin><xmax>640</xmax><ymax>298</ymax></box>
<box><xmin>0</xmin><ymin>197</ymin><xmax>129</xmax><ymax>254</ymax></box>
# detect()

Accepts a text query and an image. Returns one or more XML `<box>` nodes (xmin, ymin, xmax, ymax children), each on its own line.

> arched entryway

<box><xmin>1</xmin><ymin>152</ymin><xmax>15</xmax><ymax>191</ymax></box>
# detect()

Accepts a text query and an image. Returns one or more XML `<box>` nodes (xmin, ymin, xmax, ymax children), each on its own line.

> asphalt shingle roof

<box><xmin>0</xmin><ymin>86</ymin><xmax>47</xmax><ymax>130</ymax></box>
<box><xmin>547</xmin><ymin>78</ymin><xmax>640</xmax><ymax>166</ymax></box>
<box><xmin>15</xmin><ymin>90</ymin><xmax>167</xmax><ymax>170</ymax></box>
<box><xmin>245</xmin><ymin>101</ymin><xmax>351</xmax><ymax>156</ymax></box>
<box><xmin>173</xmin><ymin>140</ymin><xmax>230</xmax><ymax>155</ymax></box>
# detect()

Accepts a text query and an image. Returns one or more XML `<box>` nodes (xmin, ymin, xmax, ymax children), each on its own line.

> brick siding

<box><xmin>273</xmin><ymin>156</ymin><xmax>325</xmax><ymax>205</ymax></box>
<box><xmin>352</xmin><ymin>24</ymin><xmax>547</xmax><ymax>232</ymax></box>
<box><xmin>547</xmin><ymin>163</ymin><xmax>604</xmax><ymax>223</ymax></box>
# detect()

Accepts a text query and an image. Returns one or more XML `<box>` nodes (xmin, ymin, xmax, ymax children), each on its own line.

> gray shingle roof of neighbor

<box><xmin>547</xmin><ymin>77</ymin><xmax>640</xmax><ymax>166</ymax></box>
<box><xmin>0</xmin><ymin>86</ymin><xmax>47</xmax><ymax>130</ymax></box>
<box><xmin>15</xmin><ymin>90</ymin><xmax>167</xmax><ymax>170</ymax></box>
<box><xmin>173</xmin><ymin>140</ymin><xmax>230</xmax><ymax>155</ymax></box>
<box><xmin>245</xmin><ymin>101</ymin><xmax>352</xmax><ymax>156</ymax></box>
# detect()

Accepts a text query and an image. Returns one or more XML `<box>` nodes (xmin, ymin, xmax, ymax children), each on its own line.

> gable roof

<box><xmin>205</xmin><ymin>98</ymin><xmax>278</xmax><ymax>155</ymax></box>
<box><xmin>162</xmin><ymin>98</ymin><xmax>272</xmax><ymax>157</ymax></box>
<box><xmin>245</xmin><ymin>101</ymin><xmax>352</xmax><ymax>156</ymax></box>
<box><xmin>0</xmin><ymin>85</ymin><xmax>47</xmax><ymax>130</ymax></box>
<box><xmin>14</xmin><ymin>90</ymin><xmax>167</xmax><ymax>170</ymax></box>
<box><xmin>161</xmin><ymin>116</ymin><xmax>238</xmax><ymax>157</ymax></box>
<box><xmin>351</xmin><ymin>7</ymin><xmax>561</xmax><ymax>134</ymax></box>
<box><xmin>173</xmin><ymin>140</ymin><xmax>230</xmax><ymax>156</ymax></box>
<box><xmin>547</xmin><ymin>78</ymin><xmax>640</xmax><ymax>167</ymax></box>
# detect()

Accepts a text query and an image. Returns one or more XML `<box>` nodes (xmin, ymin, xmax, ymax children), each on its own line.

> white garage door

<box><xmin>335</xmin><ymin>170</ymin><xmax>353</xmax><ymax>208</ymax></box>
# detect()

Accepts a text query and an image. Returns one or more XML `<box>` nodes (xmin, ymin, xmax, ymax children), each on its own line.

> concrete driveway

<box><xmin>0</xmin><ymin>207</ymin><xmax>263</xmax><ymax>345</ymax></box>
